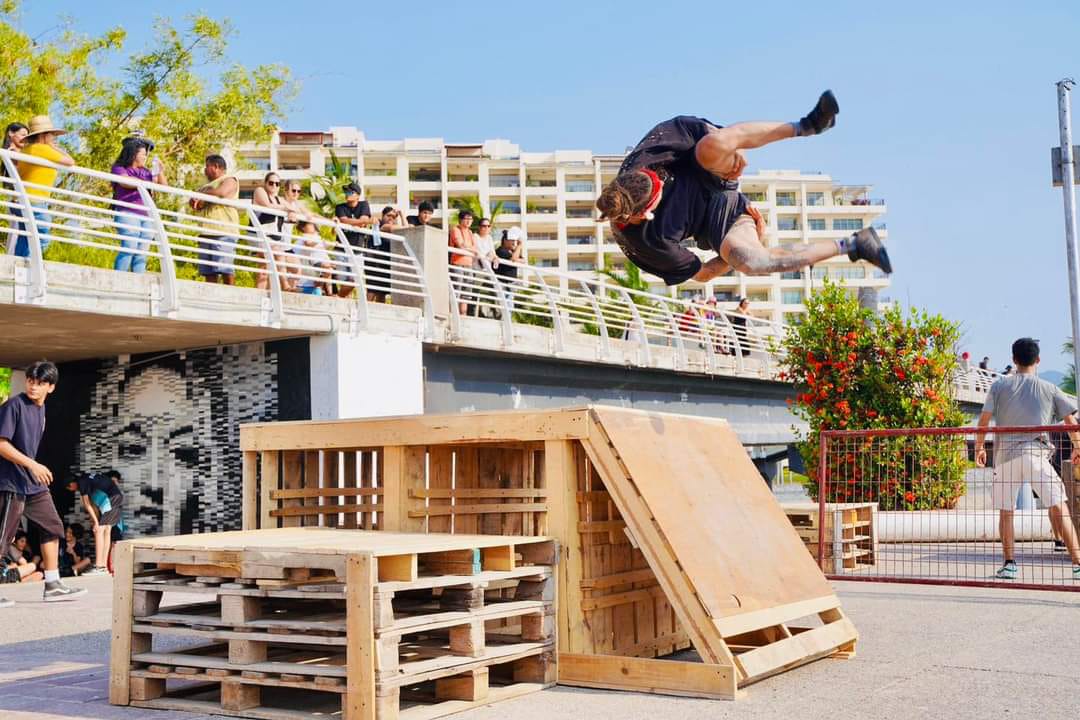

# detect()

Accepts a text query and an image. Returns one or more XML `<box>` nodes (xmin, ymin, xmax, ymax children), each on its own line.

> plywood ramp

<box><xmin>241</xmin><ymin>405</ymin><xmax>858</xmax><ymax>699</ymax></box>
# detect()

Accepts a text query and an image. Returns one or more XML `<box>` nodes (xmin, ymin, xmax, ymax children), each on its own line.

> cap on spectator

<box><xmin>342</xmin><ymin>182</ymin><xmax>362</xmax><ymax>197</ymax></box>
<box><xmin>25</xmin><ymin>115</ymin><xmax>67</xmax><ymax>139</ymax></box>
<box><xmin>507</xmin><ymin>227</ymin><xmax>522</xmax><ymax>241</ymax></box>
<box><xmin>418</xmin><ymin>201</ymin><xmax>435</xmax><ymax>213</ymax></box>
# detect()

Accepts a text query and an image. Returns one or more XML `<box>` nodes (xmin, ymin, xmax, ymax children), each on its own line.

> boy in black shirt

<box><xmin>67</xmin><ymin>470</ymin><xmax>123</xmax><ymax>575</ymax></box>
<box><xmin>0</xmin><ymin>361</ymin><xmax>86</xmax><ymax>605</ymax></box>
<box><xmin>596</xmin><ymin>91</ymin><xmax>891</xmax><ymax>286</ymax></box>
<box><xmin>334</xmin><ymin>182</ymin><xmax>372</xmax><ymax>298</ymax></box>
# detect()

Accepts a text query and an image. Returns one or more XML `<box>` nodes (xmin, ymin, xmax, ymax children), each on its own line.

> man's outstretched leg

<box><xmin>696</xmin><ymin>216</ymin><xmax>890</xmax><ymax>282</ymax></box>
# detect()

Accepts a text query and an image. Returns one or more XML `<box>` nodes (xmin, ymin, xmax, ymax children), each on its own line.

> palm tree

<box><xmin>306</xmin><ymin>150</ymin><xmax>356</xmax><ymax>218</ymax></box>
<box><xmin>1063</xmin><ymin>339</ymin><xmax>1076</xmax><ymax>394</ymax></box>
<box><xmin>449</xmin><ymin>195</ymin><xmax>504</xmax><ymax>231</ymax></box>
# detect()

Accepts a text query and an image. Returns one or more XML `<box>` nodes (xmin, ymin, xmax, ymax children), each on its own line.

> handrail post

<box><xmin>137</xmin><ymin>185</ymin><xmax>178</xmax><ymax>316</ymax></box>
<box><xmin>529</xmin><ymin>266</ymin><xmax>565</xmax><ymax>354</ymax></box>
<box><xmin>698</xmin><ymin>309</ymin><xmax>715</xmax><ymax>374</ymax></box>
<box><xmin>619</xmin><ymin>287</ymin><xmax>651</xmax><ymax>365</ymax></box>
<box><xmin>334</xmin><ymin>225</ymin><xmax>369</xmax><ymax>333</ymax></box>
<box><xmin>578</xmin><ymin>279</ymin><xmax>610</xmax><ymax>360</ymax></box>
<box><xmin>481</xmin><ymin>258</ymin><xmax>514</xmax><ymax>349</ymax></box>
<box><xmin>662</xmin><ymin>300</ymin><xmax>688</xmax><ymax>370</ymax></box>
<box><xmin>245</xmin><ymin>207</ymin><xmax>284</xmax><ymax>327</ymax></box>
<box><xmin>2</xmin><ymin>151</ymin><xmax>46</xmax><ymax>302</ymax></box>
<box><xmin>393</xmin><ymin>232</ymin><xmax>435</xmax><ymax>340</ymax></box>
<box><xmin>447</xmin><ymin>252</ymin><xmax>464</xmax><ymax>341</ymax></box>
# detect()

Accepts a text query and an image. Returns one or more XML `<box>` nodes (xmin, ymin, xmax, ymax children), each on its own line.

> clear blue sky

<box><xmin>15</xmin><ymin>0</ymin><xmax>1080</xmax><ymax>372</ymax></box>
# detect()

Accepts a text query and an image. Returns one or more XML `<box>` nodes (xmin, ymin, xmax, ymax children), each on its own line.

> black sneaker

<box><xmin>43</xmin><ymin>581</ymin><xmax>87</xmax><ymax>602</ymax></box>
<box><xmin>1054</xmin><ymin>539</ymin><xmax>1067</xmax><ymax>553</ymax></box>
<box><xmin>847</xmin><ymin>227</ymin><xmax>892</xmax><ymax>274</ymax></box>
<box><xmin>798</xmin><ymin>90</ymin><xmax>840</xmax><ymax>136</ymax></box>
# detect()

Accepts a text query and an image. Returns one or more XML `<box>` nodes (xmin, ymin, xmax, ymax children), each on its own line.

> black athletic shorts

<box><xmin>99</xmin><ymin>495</ymin><xmax>123</xmax><ymax>527</ymax></box>
<box><xmin>0</xmin><ymin>490</ymin><xmax>65</xmax><ymax>547</ymax></box>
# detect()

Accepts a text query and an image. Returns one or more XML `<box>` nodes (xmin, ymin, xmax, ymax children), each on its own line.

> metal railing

<box><xmin>0</xmin><ymin>148</ymin><xmax>433</xmax><ymax>334</ymax></box>
<box><xmin>0</xmin><ymin>148</ymin><xmax>1000</xmax><ymax>394</ymax></box>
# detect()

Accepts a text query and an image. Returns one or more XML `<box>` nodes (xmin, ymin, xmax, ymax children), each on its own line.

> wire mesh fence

<box><xmin>815</xmin><ymin>425</ymin><xmax>1080</xmax><ymax>591</ymax></box>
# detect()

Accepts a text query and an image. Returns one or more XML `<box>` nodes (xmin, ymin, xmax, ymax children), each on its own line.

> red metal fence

<box><xmin>814</xmin><ymin>425</ymin><xmax>1080</xmax><ymax>591</ymax></box>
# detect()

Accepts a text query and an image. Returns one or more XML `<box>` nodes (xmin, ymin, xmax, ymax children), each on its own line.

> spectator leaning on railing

<box><xmin>406</xmin><ymin>200</ymin><xmax>435</xmax><ymax>227</ymax></box>
<box><xmin>1</xmin><ymin>122</ymin><xmax>29</xmax><ymax>255</ymax></box>
<box><xmin>110</xmin><ymin>137</ymin><xmax>167</xmax><ymax>274</ymax></box>
<box><xmin>189</xmin><ymin>154</ymin><xmax>240</xmax><ymax>285</ymax></box>
<box><xmin>13</xmin><ymin>115</ymin><xmax>75</xmax><ymax>259</ymax></box>
<box><xmin>252</xmin><ymin>172</ymin><xmax>294</xmax><ymax>292</ymax></box>
<box><xmin>448</xmin><ymin>209</ymin><xmax>478</xmax><ymax>317</ymax></box>
<box><xmin>334</xmin><ymin>182</ymin><xmax>372</xmax><ymax>299</ymax></box>
<box><xmin>494</xmin><ymin>227</ymin><xmax>523</xmax><ymax>283</ymax></box>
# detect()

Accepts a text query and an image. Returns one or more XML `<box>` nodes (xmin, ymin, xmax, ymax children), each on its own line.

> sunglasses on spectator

<box><xmin>479</xmin><ymin>223</ymin><xmax>491</xmax><ymax>228</ymax></box>
<box><xmin>266</xmin><ymin>180</ymin><xmax>280</xmax><ymax>186</ymax></box>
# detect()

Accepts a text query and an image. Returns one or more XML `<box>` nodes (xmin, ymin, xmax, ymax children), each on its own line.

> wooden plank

<box><xmin>543</xmin><ymin>439</ymin><xmax>585</xmax><ymax>656</ymax></box>
<box><xmin>259</xmin><ymin>451</ymin><xmax>279</xmax><ymax>530</ymax></box>
<box><xmin>455</xmin><ymin>446</ymin><xmax>480</xmax><ymax>535</ymax></box>
<box><xmin>323</xmin><ymin>451</ymin><xmax>340</xmax><ymax>528</ymax></box>
<box><xmin>346</xmin><ymin>554</ymin><xmax>376</xmax><ymax>720</ymax></box>
<box><xmin>271</xmin><ymin>487</ymin><xmax>382</xmax><ymax>500</ymax></box>
<box><xmin>378</xmin><ymin>554</ymin><xmax>418</xmax><ymax>582</ymax></box>
<box><xmin>410</xmin><ymin>488</ymin><xmax>549</xmax><ymax>499</ymax></box>
<box><xmin>271</xmin><ymin>504</ymin><xmax>384</xmax><ymax>518</ymax></box>
<box><xmin>239</xmin><ymin>408</ymin><xmax>592</xmax><ymax>451</ymax></box>
<box><xmin>558</xmin><ymin>654</ymin><xmax>737</xmax><ymax>700</ymax></box>
<box><xmin>734</xmin><ymin>617</ymin><xmax>858</xmax><ymax>684</ymax></box>
<box><xmin>409</xmin><ymin>503</ymin><xmax>547</xmax><ymax>518</ymax></box>
<box><xmin>427</xmin><ymin>446</ymin><xmax>453</xmax><ymax>533</ymax></box>
<box><xmin>342</xmin><ymin>451</ymin><xmax>359</xmax><ymax>529</ymax></box>
<box><xmin>434</xmin><ymin>667</ymin><xmax>489</xmax><ymax>702</ymax></box>
<box><xmin>109</xmin><ymin>541</ymin><xmax>135</xmax><ymax>705</ymax></box>
<box><xmin>381</xmin><ymin>445</ymin><xmax>426</xmax><ymax>532</ymax></box>
<box><xmin>714</xmin><ymin>595</ymin><xmax>843</xmax><ymax>639</ymax></box>
<box><xmin>242</xmin><ymin>451</ymin><xmax>258</xmax><ymax>531</ymax></box>
<box><xmin>304</xmin><ymin>450</ymin><xmax>321</xmax><ymax>527</ymax></box>
<box><xmin>579</xmin><ymin>568</ymin><xmax>657</xmax><ymax>590</ymax></box>
<box><xmin>281</xmin><ymin>451</ymin><xmax>304</xmax><ymax>528</ymax></box>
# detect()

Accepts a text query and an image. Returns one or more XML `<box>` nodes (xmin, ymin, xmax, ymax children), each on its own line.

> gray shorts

<box><xmin>198</xmin><ymin>236</ymin><xmax>237</xmax><ymax>276</ymax></box>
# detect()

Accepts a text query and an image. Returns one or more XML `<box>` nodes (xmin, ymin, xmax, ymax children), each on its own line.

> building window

<box><xmin>535</xmin><ymin>258</ymin><xmax>559</xmax><ymax>268</ymax></box>
<box><xmin>780</xmin><ymin>270</ymin><xmax>802</xmax><ymax>280</ymax></box>
<box><xmin>806</xmin><ymin>192</ymin><xmax>825</xmax><ymax>206</ymax></box>
<box><xmin>565</xmin><ymin>180</ymin><xmax>595</xmax><ymax>193</ymax></box>
<box><xmin>777</xmin><ymin>217</ymin><xmax>799</xmax><ymax>231</ymax></box>
<box><xmin>776</xmin><ymin>192</ymin><xmax>797</xmax><ymax>206</ymax></box>
<box><xmin>490</xmin><ymin>175</ymin><xmax>520</xmax><ymax>188</ymax></box>
<box><xmin>830</xmin><ymin>266</ymin><xmax>866</xmax><ymax>280</ymax></box>
<box><xmin>565</xmin><ymin>207</ymin><xmax>594</xmax><ymax>218</ymax></box>
<box><xmin>744</xmin><ymin>191</ymin><xmax>766</xmax><ymax>202</ymax></box>
<box><xmin>500</xmin><ymin>201</ymin><xmax>522</xmax><ymax>214</ymax></box>
<box><xmin>807</xmin><ymin>218</ymin><xmax>826</xmax><ymax>231</ymax></box>
<box><xmin>568</xmin><ymin>261</ymin><xmax>595</xmax><ymax>272</ymax></box>
<box><xmin>833</xmin><ymin>218</ymin><xmax>864</xmax><ymax>231</ymax></box>
<box><xmin>782</xmin><ymin>290</ymin><xmax>804</xmax><ymax>305</ymax></box>
<box><xmin>811</xmin><ymin>267</ymin><xmax>827</xmax><ymax>279</ymax></box>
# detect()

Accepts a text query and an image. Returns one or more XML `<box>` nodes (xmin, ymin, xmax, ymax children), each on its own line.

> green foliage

<box><xmin>1062</xmin><ymin>339</ymin><xmax>1076</xmax><ymax>395</ymax></box>
<box><xmin>306</xmin><ymin>151</ymin><xmax>357</xmax><ymax>219</ymax></box>
<box><xmin>577</xmin><ymin>255</ymin><xmax>659</xmax><ymax>339</ymax></box>
<box><xmin>780</xmin><ymin>281</ymin><xmax>968</xmax><ymax>510</ymax></box>
<box><xmin>450</xmin><ymin>195</ymin><xmax>505</xmax><ymax>231</ymax></box>
<box><xmin>0</xmin><ymin>367</ymin><xmax>10</xmax><ymax>402</ymax></box>
<box><xmin>0</xmin><ymin>2</ymin><xmax>296</xmax><ymax>191</ymax></box>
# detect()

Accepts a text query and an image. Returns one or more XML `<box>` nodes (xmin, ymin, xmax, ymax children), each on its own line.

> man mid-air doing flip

<box><xmin>596</xmin><ymin>91</ymin><xmax>891</xmax><ymax>286</ymax></box>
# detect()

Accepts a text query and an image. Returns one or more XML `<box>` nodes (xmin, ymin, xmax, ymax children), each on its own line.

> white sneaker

<box><xmin>81</xmin><ymin>567</ymin><xmax>110</xmax><ymax>577</ymax></box>
<box><xmin>0</xmin><ymin>598</ymin><xmax>13</xmax><ymax>609</ymax></box>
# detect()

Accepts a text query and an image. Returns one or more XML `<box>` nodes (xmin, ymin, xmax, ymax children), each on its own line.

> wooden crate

<box><xmin>110</xmin><ymin>529</ymin><xmax>556</xmax><ymax>720</ymax></box>
<box><xmin>781</xmin><ymin>503</ymin><xmax>878</xmax><ymax>574</ymax></box>
<box><xmin>240</xmin><ymin>406</ymin><xmax>858</xmax><ymax>700</ymax></box>
<box><xmin>1065</xmin><ymin>462</ymin><xmax>1080</xmax><ymax>540</ymax></box>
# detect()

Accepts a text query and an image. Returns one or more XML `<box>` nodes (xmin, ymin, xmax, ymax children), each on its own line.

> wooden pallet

<box><xmin>241</xmin><ymin>406</ymin><xmax>859</xmax><ymax>700</ymax></box>
<box><xmin>782</xmin><ymin>502</ymin><xmax>878</xmax><ymax>574</ymax></box>
<box><xmin>110</xmin><ymin>529</ymin><xmax>557</xmax><ymax>720</ymax></box>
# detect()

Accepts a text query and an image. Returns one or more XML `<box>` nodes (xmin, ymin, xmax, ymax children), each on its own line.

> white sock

<box><xmin>44</xmin><ymin>570</ymin><xmax>60</xmax><ymax>583</ymax></box>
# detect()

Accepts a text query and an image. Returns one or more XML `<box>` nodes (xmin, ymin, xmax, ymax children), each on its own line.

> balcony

<box><xmin>565</xmin><ymin>208</ymin><xmax>594</xmax><ymax>219</ymax></box>
<box><xmin>489</xmin><ymin>176</ymin><xmax>521</xmax><ymax>189</ymax></box>
<box><xmin>565</xmin><ymin>181</ymin><xmax>595</xmax><ymax>193</ymax></box>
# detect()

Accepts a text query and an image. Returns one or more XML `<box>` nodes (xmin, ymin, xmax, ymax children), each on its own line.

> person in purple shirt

<box><xmin>111</xmin><ymin>137</ymin><xmax>167</xmax><ymax>273</ymax></box>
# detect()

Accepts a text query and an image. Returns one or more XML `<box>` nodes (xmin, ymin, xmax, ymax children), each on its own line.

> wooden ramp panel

<box><xmin>581</xmin><ymin>407</ymin><xmax>857</xmax><ymax>687</ymax></box>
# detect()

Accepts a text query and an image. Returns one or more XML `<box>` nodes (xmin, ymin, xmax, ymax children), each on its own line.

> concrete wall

<box><xmin>309</xmin><ymin>332</ymin><xmax>424</xmax><ymax>420</ymax></box>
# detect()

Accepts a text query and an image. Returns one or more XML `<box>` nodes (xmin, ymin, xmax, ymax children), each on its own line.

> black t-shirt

<box><xmin>77</xmin><ymin>472</ymin><xmax>122</xmax><ymax>501</ymax></box>
<box><xmin>612</xmin><ymin>115</ymin><xmax>747</xmax><ymax>286</ymax></box>
<box><xmin>406</xmin><ymin>215</ymin><xmax>426</xmax><ymax>226</ymax></box>
<box><xmin>0</xmin><ymin>393</ymin><xmax>47</xmax><ymax>496</ymax></box>
<box><xmin>495</xmin><ymin>246</ymin><xmax>518</xmax><ymax>278</ymax></box>
<box><xmin>335</xmin><ymin>200</ymin><xmax>372</xmax><ymax>245</ymax></box>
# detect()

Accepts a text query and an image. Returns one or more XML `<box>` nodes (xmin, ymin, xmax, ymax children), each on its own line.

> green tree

<box><xmin>450</xmin><ymin>195</ymin><xmax>505</xmax><ymax>231</ymax></box>
<box><xmin>1062</xmin><ymin>340</ymin><xmax>1076</xmax><ymax>395</ymax></box>
<box><xmin>780</xmin><ymin>281</ymin><xmax>968</xmax><ymax>510</ymax></box>
<box><xmin>0</xmin><ymin>368</ymin><xmax>9</xmax><ymax>403</ymax></box>
<box><xmin>306</xmin><ymin>151</ymin><xmax>357</xmax><ymax>219</ymax></box>
<box><xmin>1</xmin><ymin>2</ymin><xmax>295</xmax><ymax>191</ymax></box>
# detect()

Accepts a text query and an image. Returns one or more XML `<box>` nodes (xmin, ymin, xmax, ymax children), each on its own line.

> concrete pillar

<box><xmin>309</xmin><ymin>332</ymin><xmax>423</xmax><ymax>420</ymax></box>
<box><xmin>395</xmin><ymin>225</ymin><xmax>449</xmax><ymax>319</ymax></box>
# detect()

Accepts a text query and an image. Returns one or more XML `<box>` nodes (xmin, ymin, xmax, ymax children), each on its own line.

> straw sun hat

<box><xmin>25</xmin><ymin>115</ymin><xmax>68</xmax><ymax>139</ymax></box>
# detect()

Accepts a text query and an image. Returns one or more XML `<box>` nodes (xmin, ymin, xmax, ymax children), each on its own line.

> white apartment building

<box><xmin>232</xmin><ymin>127</ymin><xmax>888</xmax><ymax>324</ymax></box>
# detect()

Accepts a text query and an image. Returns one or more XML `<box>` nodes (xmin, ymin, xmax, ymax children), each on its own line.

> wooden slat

<box><xmin>579</xmin><ymin>568</ymin><xmax>657</xmax><ymax>590</ymax></box>
<box><xmin>342</xmin><ymin>452</ymin><xmax>358</xmax><ymax>530</ymax></box>
<box><xmin>109</xmin><ymin>541</ymin><xmax>135</xmax><ymax>705</ymax></box>
<box><xmin>240</xmin><ymin>408</ymin><xmax>593</xmax><ymax>451</ymax></box>
<box><xmin>735</xmin><ymin>617</ymin><xmax>858</xmax><ymax>684</ymax></box>
<box><xmin>714</xmin><ymin>595</ymin><xmax>843</xmax><ymax>639</ymax></box>
<box><xmin>270</xmin><ymin>504</ymin><xmax>383</xmax><ymax>518</ymax></box>
<box><xmin>410</xmin><ymin>488</ymin><xmax>549</xmax><ymax>499</ymax></box>
<box><xmin>322</xmin><ymin>451</ymin><xmax>339</xmax><ymax>528</ymax></box>
<box><xmin>558</xmin><ymin>654</ymin><xmax>736</xmax><ymax>700</ymax></box>
<box><xmin>281</xmin><ymin>451</ymin><xmax>304</xmax><ymax>528</ymax></box>
<box><xmin>543</xmin><ymin>439</ymin><xmax>586</xmax><ymax>656</ymax></box>
<box><xmin>271</xmin><ymin>488</ymin><xmax>382</xmax><ymax>500</ymax></box>
<box><xmin>242</xmin><ymin>451</ymin><xmax>258</xmax><ymax>531</ymax></box>
<box><xmin>346</xmin><ymin>554</ymin><xmax>376</xmax><ymax>720</ymax></box>
<box><xmin>259</xmin><ymin>451</ymin><xmax>279</xmax><ymax>530</ymax></box>
<box><xmin>409</xmin><ymin>503</ymin><xmax>548</xmax><ymax>518</ymax></box>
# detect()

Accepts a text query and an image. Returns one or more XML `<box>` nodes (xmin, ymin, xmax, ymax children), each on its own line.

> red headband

<box><xmin>640</xmin><ymin>168</ymin><xmax>662</xmax><ymax>211</ymax></box>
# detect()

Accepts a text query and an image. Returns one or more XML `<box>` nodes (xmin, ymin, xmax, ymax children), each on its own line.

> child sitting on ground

<box><xmin>6</xmin><ymin>530</ymin><xmax>43</xmax><ymax>583</ymax></box>
<box><xmin>293</xmin><ymin>222</ymin><xmax>332</xmax><ymax>295</ymax></box>
<box><xmin>60</xmin><ymin>523</ymin><xmax>91</xmax><ymax>577</ymax></box>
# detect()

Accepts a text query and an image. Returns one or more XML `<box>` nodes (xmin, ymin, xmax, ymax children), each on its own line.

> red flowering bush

<box><xmin>779</xmin><ymin>282</ymin><xmax>968</xmax><ymax>510</ymax></box>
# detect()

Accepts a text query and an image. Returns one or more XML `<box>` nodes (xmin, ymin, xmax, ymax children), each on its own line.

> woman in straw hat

<box><xmin>12</xmin><ymin>115</ymin><xmax>74</xmax><ymax>258</ymax></box>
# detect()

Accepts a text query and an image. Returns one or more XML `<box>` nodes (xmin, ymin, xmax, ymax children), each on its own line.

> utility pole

<box><xmin>1055</xmin><ymin>79</ymin><xmax>1080</xmax><ymax>390</ymax></box>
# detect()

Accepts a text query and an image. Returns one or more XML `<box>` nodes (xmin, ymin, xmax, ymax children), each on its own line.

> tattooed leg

<box><xmin>692</xmin><ymin>255</ymin><xmax>733</xmax><ymax>282</ymax></box>
<box><xmin>719</xmin><ymin>216</ymin><xmax>839</xmax><ymax>275</ymax></box>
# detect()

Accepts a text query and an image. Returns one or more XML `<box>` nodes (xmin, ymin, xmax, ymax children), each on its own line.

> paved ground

<box><xmin>851</xmin><ymin>540</ymin><xmax>1079</xmax><ymax>585</ymax></box>
<box><xmin>1</xmin><ymin>575</ymin><xmax>1078</xmax><ymax>720</ymax></box>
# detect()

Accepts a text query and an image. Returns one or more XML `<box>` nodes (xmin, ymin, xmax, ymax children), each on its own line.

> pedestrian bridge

<box><xmin>0</xmin><ymin>147</ymin><xmax>996</xmax><ymax>408</ymax></box>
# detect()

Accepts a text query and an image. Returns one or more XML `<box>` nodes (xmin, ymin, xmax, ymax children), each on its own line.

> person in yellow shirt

<box><xmin>13</xmin><ymin>116</ymin><xmax>74</xmax><ymax>258</ymax></box>
<box><xmin>189</xmin><ymin>154</ymin><xmax>240</xmax><ymax>285</ymax></box>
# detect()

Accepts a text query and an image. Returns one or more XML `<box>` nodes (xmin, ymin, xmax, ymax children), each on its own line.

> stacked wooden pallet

<box><xmin>781</xmin><ymin>502</ymin><xmax>878</xmax><ymax>574</ymax></box>
<box><xmin>241</xmin><ymin>407</ymin><xmax>860</xmax><ymax>700</ymax></box>
<box><xmin>110</xmin><ymin>529</ymin><xmax>557</xmax><ymax>720</ymax></box>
